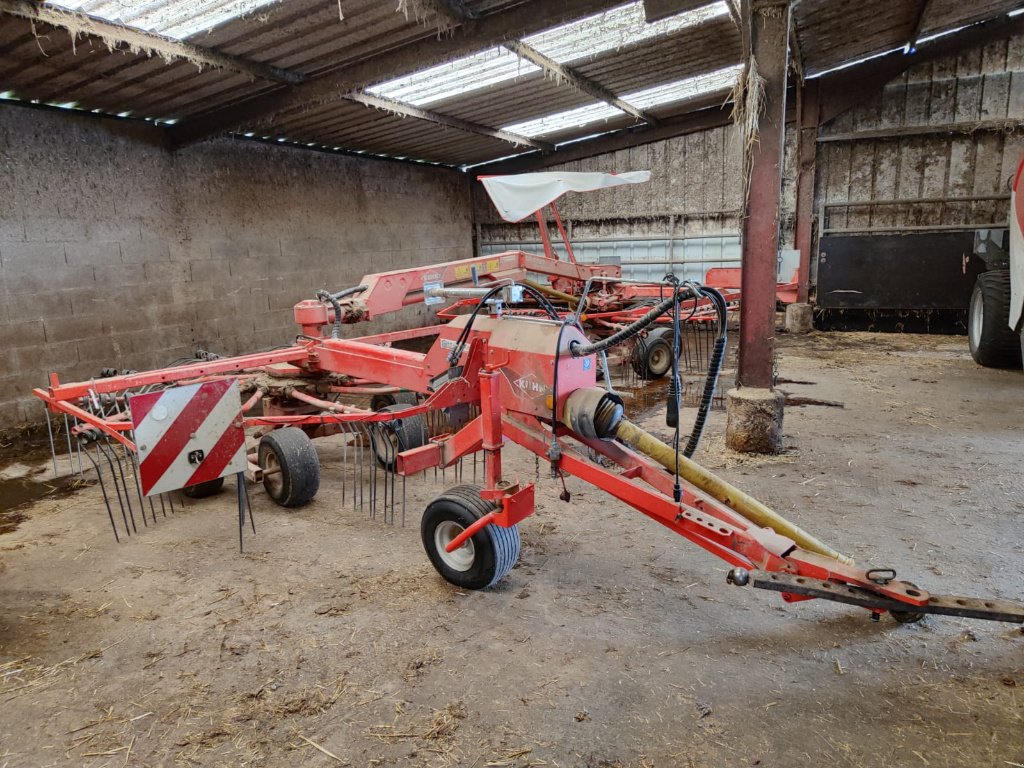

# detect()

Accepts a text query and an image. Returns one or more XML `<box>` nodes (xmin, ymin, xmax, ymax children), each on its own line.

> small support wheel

<box><xmin>420</xmin><ymin>484</ymin><xmax>521</xmax><ymax>590</ymax></box>
<box><xmin>181</xmin><ymin>477</ymin><xmax>225</xmax><ymax>499</ymax></box>
<box><xmin>632</xmin><ymin>327</ymin><xmax>673</xmax><ymax>379</ymax></box>
<box><xmin>258</xmin><ymin>427</ymin><xmax>320</xmax><ymax>507</ymax></box>
<box><xmin>890</xmin><ymin>581</ymin><xmax>925</xmax><ymax>624</ymax></box>
<box><xmin>371</xmin><ymin>403</ymin><xmax>427</xmax><ymax>471</ymax></box>
<box><xmin>968</xmin><ymin>270</ymin><xmax>1022</xmax><ymax>368</ymax></box>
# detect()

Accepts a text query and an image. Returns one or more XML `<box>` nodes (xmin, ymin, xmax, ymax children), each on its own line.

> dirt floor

<box><xmin>1</xmin><ymin>331</ymin><xmax>1022</xmax><ymax>768</ymax></box>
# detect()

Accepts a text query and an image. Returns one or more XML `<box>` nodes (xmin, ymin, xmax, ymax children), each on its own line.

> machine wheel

<box><xmin>258</xmin><ymin>427</ymin><xmax>320</xmax><ymax>507</ymax></box>
<box><xmin>968</xmin><ymin>270</ymin><xmax>1022</xmax><ymax>368</ymax></box>
<box><xmin>890</xmin><ymin>581</ymin><xmax>925</xmax><ymax>624</ymax></box>
<box><xmin>182</xmin><ymin>477</ymin><xmax>225</xmax><ymax>498</ymax></box>
<box><xmin>370</xmin><ymin>391</ymin><xmax>418</xmax><ymax>412</ymax></box>
<box><xmin>632</xmin><ymin>327</ymin><xmax>673</xmax><ymax>379</ymax></box>
<box><xmin>420</xmin><ymin>484</ymin><xmax>521</xmax><ymax>590</ymax></box>
<box><xmin>371</xmin><ymin>404</ymin><xmax>427</xmax><ymax>470</ymax></box>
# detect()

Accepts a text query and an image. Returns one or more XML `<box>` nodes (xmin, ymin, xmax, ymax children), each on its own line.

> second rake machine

<box><xmin>31</xmin><ymin>173</ymin><xmax>1024</xmax><ymax>628</ymax></box>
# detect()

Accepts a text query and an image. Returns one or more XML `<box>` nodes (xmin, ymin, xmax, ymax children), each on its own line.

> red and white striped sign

<box><xmin>129</xmin><ymin>379</ymin><xmax>246</xmax><ymax>497</ymax></box>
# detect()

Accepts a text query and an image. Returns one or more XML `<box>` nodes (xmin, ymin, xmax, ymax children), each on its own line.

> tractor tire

<box><xmin>258</xmin><ymin>427</ymin><xmax>320</xmax><ymax>508</ymax></box>
<box><xmin>420</xmin><ymin>484</ymin><xmax>521</xmax><ymax>590</ymax></box>
<box><xmin>968</xmin><ymin>270</ymin><xmax>1023</xmax><ymax>369</ymax></box>
<box><xmin>182</xmin><ymin>477</ymin><xmax>225</xmax><ymax>499</ymax></box>
<box><xmin>371</xmin><ymin>403</ymin><xmax>427</xmax><ymax>471</ymax></box>
<box><xmin>370</xmin><ymin>391</ymin><xmax>419</xmax><ymax>412</ymax></box>
<box><xmin>632</xmin><ymin>327</ymin><xmax>673</xmax><ymax>379</ymax></box>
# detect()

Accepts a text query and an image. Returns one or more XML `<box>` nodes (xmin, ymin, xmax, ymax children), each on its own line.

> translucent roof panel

<box><xmin>367</xmin><ymin>0</ymin><xmax>727</xmax><ymax>107</ymax></box>
<box><xmin>366</xmin><ymin>47</ymin><xmax>541</xmax><ymax>107</ymax></box>
<box><xmin>504</xmin><ymin>64</ymin><xmax>741</xmax><ymax>138</ymax></box>
<box><xmin>524</xmin><ymin>1</ymin><xmax>729</xmax><ymax>65</ymax></box>
<box><xmin>45</xmin><ymin>0</ymin><xmax>281</xmax><ymax>40</ymax></box>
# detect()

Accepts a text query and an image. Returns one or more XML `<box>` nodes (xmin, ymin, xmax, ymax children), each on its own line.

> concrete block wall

<box><xmin>0</xmin><ymin>105</ymin><xmax>472</xmax><ymax>430</ymax></box>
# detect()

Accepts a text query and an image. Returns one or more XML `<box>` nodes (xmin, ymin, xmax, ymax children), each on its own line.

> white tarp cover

<box><xmin>480</xmin><ymin>170</ymin><xmax>652</xmax><ymax>222</ymax></box>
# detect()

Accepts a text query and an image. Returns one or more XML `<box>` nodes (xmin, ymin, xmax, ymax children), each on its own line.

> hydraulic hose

<box><xmin>683</xmin><ymin>286</ymin><xmax>728</xmax><ymax>458</ymax></box>
<box><xmin>569</xmin><ymin>287</ymin><xmax>695</xmax><ymax>359</ymax></box>
<box><xmin>316</xmin><ymin>284</ymin><xmax>367</xmax><ymax>339</ymax></box>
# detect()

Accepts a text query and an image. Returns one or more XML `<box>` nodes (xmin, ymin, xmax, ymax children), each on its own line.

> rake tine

<box><xmin>97</xmin><ymin>440</ymin><xmax>131</xmax><ymax>536</ymax></box>
<box><xmin>389</xmin><ymin>424</ymin><xmax>397</xmax><ymax>525</ymax></box>
<box><xmin>166</xmin><ymin>491</ymin><xmax>175</xmax><ymax>515</ymax></box>
<box><xmin>108</xmin><ymin>440</ymin><xmax>138</xmax><ymax>533</ymax></box>
<box><xmin>401</xmin><ymin>472</ymin><xmax>406</xmax><ymax>528</ymax></box>
<box><xmin>358</xmin><ymin>425</ymin><xmax>365</xmax><ymax>513</ymax></box>
<box><xmin>124</xmin><ymin>444</ymin><xmax>148</xmax><ymax>528</ymax></box>
<box><xmin>244</xmin><ymin>478</ymin><xmax>256</xmax><ymax>534</ymax></box>
<box><xmin>82</xmin><ymin>442</ymin><xmax>119</xmax><ymax>542</ymax></box>
<box><xmin>236</xmin><ymin>472</ymin><xmax>246</xmax><ymax>553</ymax></box>
<box><xmin>63</xmin><ymin>413</ymin><xmax>74</xmax><ymax>478</ymax></box>
<box><xmin>73</xmin><ymin>417</ymin><xmax>85</xmax><ymax>475</ymax></box>
<box><xmin>341</xmin><ymin>422</ymin><xmax>348</xmax><ymax>507</ymax></box>
<box><xmin>44</xmin><ymin>404</ymin><xmax>58</xmax><ymax>478</ymax></box>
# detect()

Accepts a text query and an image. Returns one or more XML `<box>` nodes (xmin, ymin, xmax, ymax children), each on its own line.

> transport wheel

<box><xmin>421</xmin><ymin>484</ymin><xmax>521</xmax><ymax>590</ymax></box>
<box><xmin>258</xmin><ymin>427</ymin><xmax>320</xmax><ymax>507</ymax></box>
<box><xmin>181</xmin><ymin>477</ymin><xmax>225</xmax><ymax>498</ymax></box>
<box><xmin>968</xmin><ymin>270</ymin><xmax>1022</xmax><ymax>368</ymax></box>
<box><xmin>371</xmin><ymin>403</ymin><xmax>427</xmax><ymax>470</ymax></box>
<box><xmin>632</xmin><ymin>327</ymin><xmax>673</xmax><ymax>379</ymax></box>
<box><xmin>370</xmin><ymin>391</ymin><xmax>419</xmax><ymax>412</ymax></box>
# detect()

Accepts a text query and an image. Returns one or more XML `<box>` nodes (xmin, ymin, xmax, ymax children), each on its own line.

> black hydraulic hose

<box><xmin>568</xmin><ymin>287</ymin><xmax>695</xmax><ymax>358</ymax></box>
<box><xmin>316</xmin><ymin>284</ymin><xmax>367</xmax><ymax>339</ymax></box>
<box><xmin>682</xmin><ymin>286</ymin><xmax>728</xmax><ymax>458</ymax></box>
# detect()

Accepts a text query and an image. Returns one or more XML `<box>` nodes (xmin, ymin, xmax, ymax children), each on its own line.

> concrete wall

<box><xmin>0</xmin><ymin>105</ymin><xmax>472</xmax><ymax>429</ymax></box>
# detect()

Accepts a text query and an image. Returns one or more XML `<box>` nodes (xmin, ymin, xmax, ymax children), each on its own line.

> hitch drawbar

<box><xmin>730</xmin><ymin>569</ymin><xmax>1024</xmax><ymax>624</ymax></box>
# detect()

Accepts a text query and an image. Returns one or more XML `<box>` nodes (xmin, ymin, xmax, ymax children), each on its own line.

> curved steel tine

<box><xmin>63</xmin><ymin>414</ymin><xmax>74</xmax><ymax>477</ymax></box>
<box><xmin>44</xmin><ymin>404</ymin><xmax>58</xmax><ymax>478</ymax></box>
<box><xmin>124</xmin><ymin>443</ymin><xmax>148</xmax><ymax>527</ymax></box>
<box><xmin>82</xmin><ymin>441</ymin><xmax>119</xmax><ymax>542</ymax></box>
<box><xmin>96</xmin><ymin>440</ymin><xmax>131</xmax><ymax>536</ymax></box>
<box><xmin>340</xmin><ymin>421</ymin><xmax>348</xmax><ymax>507</ymax></box>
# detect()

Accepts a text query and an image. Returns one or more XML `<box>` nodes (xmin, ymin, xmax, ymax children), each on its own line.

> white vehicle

<box><xmin>968</xmin><ymin>155</ymin><xmax>1024</xmax><ymax>368</ymax></box>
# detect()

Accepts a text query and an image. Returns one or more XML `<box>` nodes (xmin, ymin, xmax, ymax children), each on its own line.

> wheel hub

<box><xmin>434</xmin><ymin>520</ymin><xmax>475</xmax><ymax>571</ymax></box>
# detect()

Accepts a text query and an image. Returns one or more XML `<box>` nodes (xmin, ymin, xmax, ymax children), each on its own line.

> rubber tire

<box><xmin>370</xmin><ymin>391</ymin><xmax>419</xmax><ymax>412</ymax></box>
<box><xmin>632</xmin><ymin>326</ymin><xmax>674</xmax><ymax>379</ymax></box>
<box><xmin>420</xmin><ymin>484</ymin><xmax>521</xmax><ymax>590</ymax></box>
<box><xmin>968</xmin><ymin>270</ymin><xmax>1023</xmax><ymax>368</ymax></box>
<box><xmin>181</xmin><ymin>477</ymin><xmax>225</xmax><ymax>498</ymax></box>
<box><xmin>258</xmin><ymin>427</ymin><xmax>320</xmax><ymax>507</ymax></box>
<box><xmin>371</xmin><ymin>403</ymin><xmax>427</xmax><ymax>470</ymax></box>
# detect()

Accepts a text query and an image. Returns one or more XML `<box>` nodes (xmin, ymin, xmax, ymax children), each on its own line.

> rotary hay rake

<box><xmin>31</xmin><ymin>243</ymin><xmax>1024</xmax><ymax>627</ymax></box>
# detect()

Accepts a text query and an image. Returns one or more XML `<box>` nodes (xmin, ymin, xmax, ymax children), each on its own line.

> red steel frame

<box><xmin>33</xmin><ymin>242</ymin><xmax>939</xmax><ymax>618</ymax></box>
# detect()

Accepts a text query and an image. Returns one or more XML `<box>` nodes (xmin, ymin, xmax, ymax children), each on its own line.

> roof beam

<box><xmin>906</xmin><ymin>0</ymin><xmax>935</xmax><ymax>53</ymax></box>
<box><xmin>472</xmin><ymin>97</ymin><xmax>733</xmax><ymax>174</ymax></box>
<box><xmin>504</xmin><ymin>39</ymin><xmax>659</xmax><ymax>126</ymax></box>
<box><xmin>642</xmin><ymin>0</ymin><xmax>713</xmax><ymax>23</ymax></box>
<box><xmin>344</xmin><ymin>92</ymin><xmax>554</xmax><ymax>151</ymax></box>
<box><xmin>167</xmin><ymin>0</ymin><xmax>627</xmax><ymax>148</ymax></box>
<box><xmin>0</xmin><ymin>0</ymin><xmax>303</xmax><ymax>85</ymax></box>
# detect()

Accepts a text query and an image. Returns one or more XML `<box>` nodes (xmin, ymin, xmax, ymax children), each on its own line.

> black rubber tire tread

<box><xmin>420</xmin><ymin>484</ymin><xmax>521</xmax><ymax>590</ymax></box>
<box><xmin>370</xmin><ymin>391</ymin><xmax>419</xmax><ymax>412</ymax></box>
<box><xmin>632</xmin><ymin>326</ymin><xmax>673</xmax><ymax>379</ymax></box>
<box><xmin>969</xmin><ymin>270</ymin><xmax>1023</xmax><ymax>368</ymax></box>
<box><xmin>258</xmin><ymin>427</ymin><xmax>320</xmax><ymax>507</ymax></box>
<box><xmin>182</xmin><ymin>476</ymin><xmax>225</xmax><ymax>498</ymax></box>
<box><xmin>372</xmin><ymin>403</ymin><xmax>427</xmax><ymax>470</ymax></box>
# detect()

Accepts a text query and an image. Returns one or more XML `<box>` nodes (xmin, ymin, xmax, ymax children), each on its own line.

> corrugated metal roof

<box><xmin>0</xmin><ymin>0</ymin><xmax>1018</xmax><ymax>168</ymax></box>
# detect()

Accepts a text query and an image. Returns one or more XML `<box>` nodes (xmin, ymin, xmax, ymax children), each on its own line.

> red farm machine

<box><xmin>31</xmin><ymin>172</ymin><xmax>1024</xmax><ymax>627</ymax></box>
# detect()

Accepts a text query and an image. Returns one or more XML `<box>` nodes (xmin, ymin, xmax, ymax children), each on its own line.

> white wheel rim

<box><xmin>262</xmin><ymin>450</ymin><xmax>283</xmax><ymax>497</ymax></box>
<box><xmin>434</xmin><ymin>520</ymin><xmax>475</xmax><ymax>572</ymax></box>
<box><xmin>969</xmin><ymin>292</ymin><xmax>983</xmax><ymax>349</ymax></box>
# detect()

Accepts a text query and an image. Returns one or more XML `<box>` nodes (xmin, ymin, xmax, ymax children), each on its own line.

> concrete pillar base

<box><xmin>725</xmin><ymin>387</ymin><xmax>784</xmax><ymax>454</ymax></box>
<box><xmin>784</xmin><ymin>302</ymin><xmax>814</xmax><ymax>334</ymax></box>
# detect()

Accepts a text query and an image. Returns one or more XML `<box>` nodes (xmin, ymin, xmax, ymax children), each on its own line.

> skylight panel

<box><xmin>524</xmin><ymin>1</ymin><xmax>728</xmax><ymax>65</ymax></box>
<box><xmin>366</xmin><ymin>1</ymin><xmax>726</xmax><ymax>107</ymax></box>
<box><xmin>366</xmin><ymin>47</ymin><xmax>540</xmax><ymax>107</ymax></box>
<box><xmin>503</xmin><ymin>102</ymin><xmax>625</xmax><ymax>139</ymax></box>
<box><xmin>504</xmin><ymin>65</ymin><xmax>741</xmax><ymax>138</ymax></box>
<box><xmin>45</xmin><ymin>0</ymin><xmax>279</xmax><ymax>40</ymax></box>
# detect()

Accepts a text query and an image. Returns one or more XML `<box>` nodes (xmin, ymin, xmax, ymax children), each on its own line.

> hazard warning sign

<box><xmin>129</xmin><ymin>378</ymin><xmax>247</xmax><ymax>497</ymax></box>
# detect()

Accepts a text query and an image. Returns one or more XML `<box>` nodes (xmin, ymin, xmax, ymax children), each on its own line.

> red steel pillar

<box><xmin>737</xmin><ymin>1</ymin><xmax>790</xmax><ymax>389</ymax></box>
